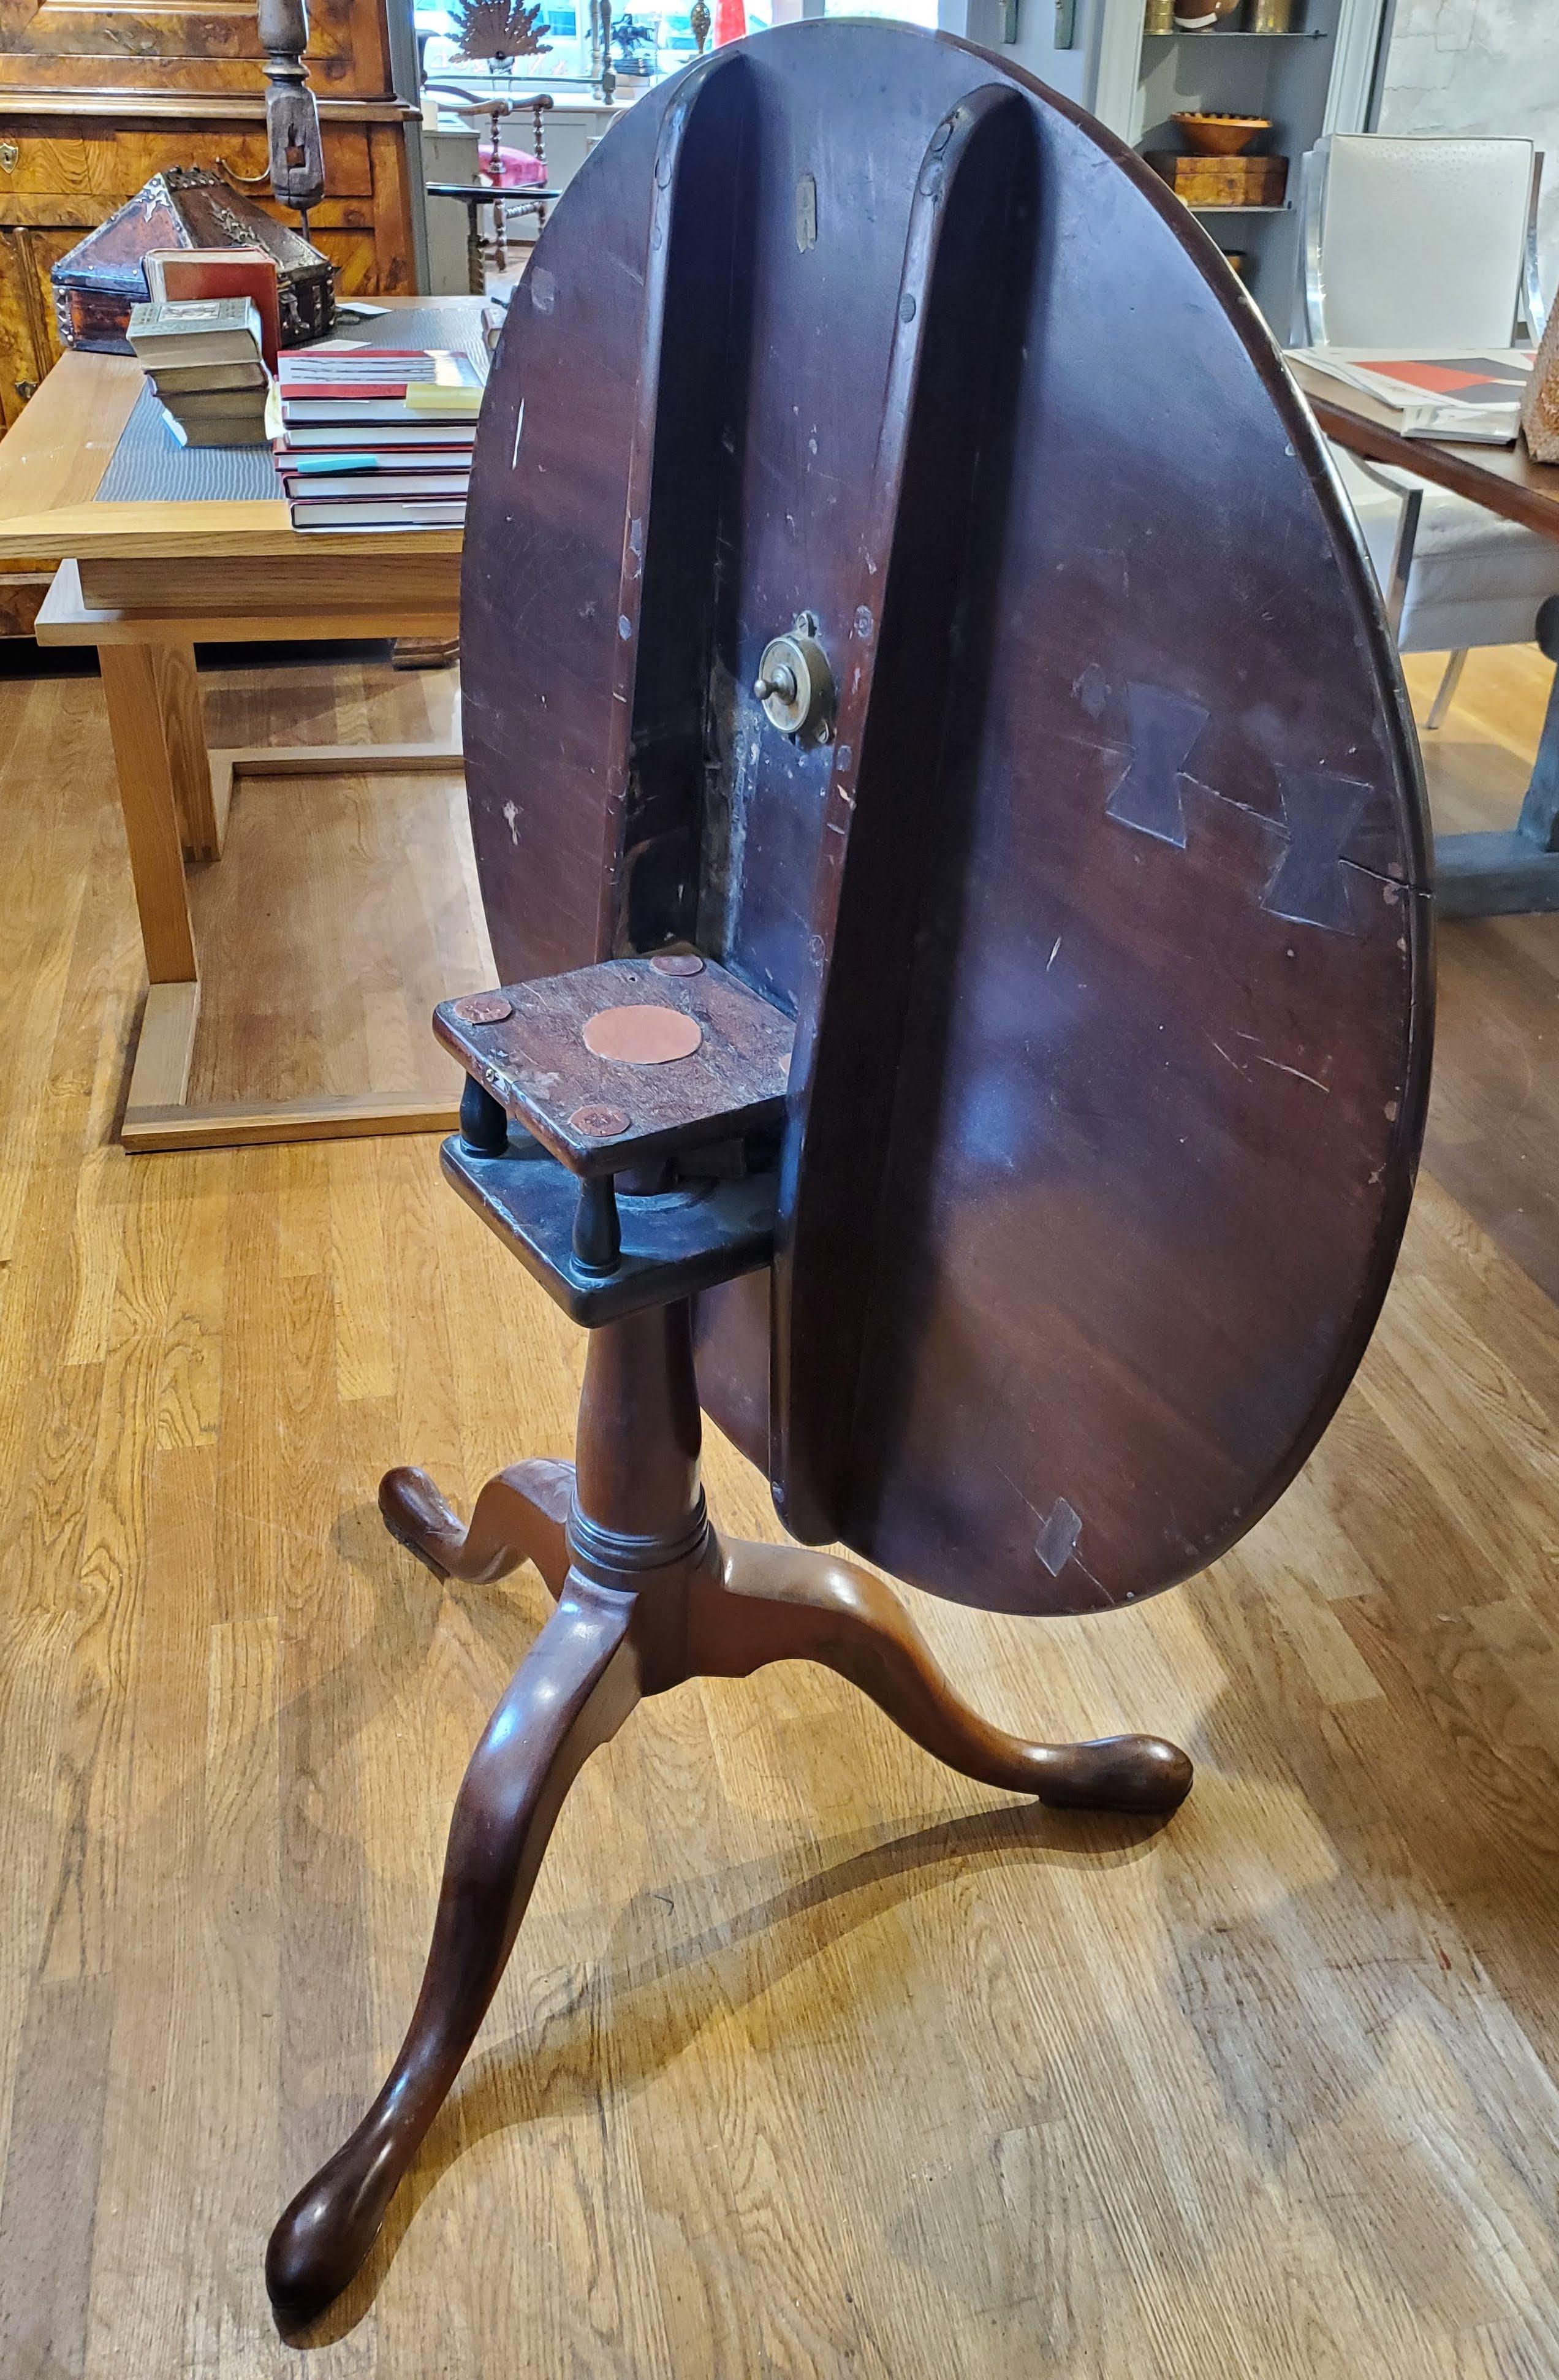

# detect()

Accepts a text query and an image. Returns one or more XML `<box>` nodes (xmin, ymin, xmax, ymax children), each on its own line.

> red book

<box><xmin>280</xmin><ymin>381</ymin><xmax>414</xmax><ymax>400</ymax></box>
<box><xmin>277</xmin><ymin>351</ymin><xmax>479</xmax><ymax>389</ymax></box>
<box><xmin>145</xmin><ymin>247</ymin><xmax>281</xmax><ymax>372</ymax></box>
<box><xmin>272</xmin><ymin>420</ymin><xmax>476</xmax><ymax>452</ymax></box>
<box><xmin>273</xmin><ymin>444</ymin><xmax>475</xmax><ymax>473</ymax></box>
<box><xmin>281</xmin><ymin>469</ymin><xmax>471</xmax><ymax>499</ymax></box>
<box><xmin>278</xmin><ymin>349</ymin><xmax>428</xmax><ymax>363</ymax></box>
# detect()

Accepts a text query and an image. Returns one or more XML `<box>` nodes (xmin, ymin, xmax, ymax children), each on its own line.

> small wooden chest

<box><xmin>1143</xmin><ymin>152</ymin><xmax>1289</xmax><ymax>210</ymax></box>
<box><xmin>50</xmin><ymin>167</ymin><xmax>335</xmax><ymax>355</ymax></box>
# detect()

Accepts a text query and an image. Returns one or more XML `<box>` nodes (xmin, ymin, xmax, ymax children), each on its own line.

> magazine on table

<box><xmin>1283</xmin><ymin>347</ymin><xmax>1533</xmax><ymax>444</ymax></box>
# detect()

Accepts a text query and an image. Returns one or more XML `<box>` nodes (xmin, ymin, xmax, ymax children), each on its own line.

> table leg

<box><xmin>465</xmin><ymin>195</ymin><xmax>484</xmax><ymax>296</ymax></box>
<box><xmin>89</xmin><ymin>630</ymin><xmax>462</xmax><ymax>1153</ymax></box>
<box><xmin>153</xmin><ymin>642</ymin><xmax>222</xmax><ymax>860</ymax></box>
<box><xmin>1436</xmin><ymin>595</ymin><xmax>1559</xmax><ymax>918</ymax></box>
<box><xmin>98</xmin><ymin>642</ymin><xmax>199</xmax><ymax>983</ymax></box>
<box><xmin>99</xmin><ymin>640</ymin><xmax>205</xmax><ymax>1123</ymax></box>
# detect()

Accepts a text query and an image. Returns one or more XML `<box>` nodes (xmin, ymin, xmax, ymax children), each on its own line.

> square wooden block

<box><xmin>433</xmin><ymin>952</ymin><xmax>795</xmax><ymax>1175</ymax></box>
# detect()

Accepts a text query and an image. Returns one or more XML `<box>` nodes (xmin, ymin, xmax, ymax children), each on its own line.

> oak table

<box><xmin>0</xmin><ymin>297</ymin><xmax>476</xmax><ymax>1151</ymax></box>
<box><xmin>1313</xmin><ymin>390</ymin><xmax>1559</xmax><ymax>918</ymax></box>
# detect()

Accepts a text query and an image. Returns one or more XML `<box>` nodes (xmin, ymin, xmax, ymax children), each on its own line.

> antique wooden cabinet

<box><xmin>0</xmin><ymin>0</ymin><xmax>421</xmax><ymax>430</ymax></box>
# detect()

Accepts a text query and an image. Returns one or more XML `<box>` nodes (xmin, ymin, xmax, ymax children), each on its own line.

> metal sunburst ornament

<box><xmin>449</xmin><ymin>0</ymin><xmax>554</xmax><ymax>66</ymax></box>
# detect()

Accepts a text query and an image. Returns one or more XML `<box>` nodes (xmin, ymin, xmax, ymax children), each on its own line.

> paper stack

<box><xmin>127</xmin><ymin>297</ymin><xmax>270</xmax><ymax>447</ymax></box>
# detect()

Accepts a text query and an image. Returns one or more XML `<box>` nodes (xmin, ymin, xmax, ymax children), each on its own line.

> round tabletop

<box><xmin>460</xmin><ymin>20</ymin><xmax>1432</xmax><ymax>1619</ymax></box>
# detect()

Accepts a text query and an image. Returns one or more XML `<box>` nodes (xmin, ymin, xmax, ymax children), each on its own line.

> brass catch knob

<box><xmin>754</xmin><ymin>613</ymin><xmax>833</xmax><ymax>743</ymax></box>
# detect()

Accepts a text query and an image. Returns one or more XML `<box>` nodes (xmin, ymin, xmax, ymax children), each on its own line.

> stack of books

<box><xmin>127</xmin><ymin>296</ymin><xmax>271</xmax><ymax>447</ymax></box>
<box><xmin>269</xmin><ymin>344</ymin><xmax>485</xmax><ymax>531</ymax></box>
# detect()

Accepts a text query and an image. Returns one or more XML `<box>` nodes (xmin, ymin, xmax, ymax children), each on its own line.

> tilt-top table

<box><xmin>263</xmin><ymin>25</ymin><xmax>1433</xmax><ymax>2332</ymax></box>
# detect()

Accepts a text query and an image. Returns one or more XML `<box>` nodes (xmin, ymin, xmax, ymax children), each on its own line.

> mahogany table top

<box><xmin>457</xmin><ymin>23</ymin><xmax>1433</xmax><ymax>1619</ymax></box>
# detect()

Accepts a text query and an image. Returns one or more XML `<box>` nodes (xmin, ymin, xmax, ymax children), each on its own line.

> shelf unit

<box><xmin>1090</xmin><ymin>0</ymin><xmax>1389</xmax><ymax>330</ymax></box>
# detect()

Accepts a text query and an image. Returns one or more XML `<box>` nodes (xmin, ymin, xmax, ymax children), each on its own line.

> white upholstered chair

<box><xmin>1295</xmin><ymin>134</ymin><xmax>1552</xmax><ymax>728</ymax></box>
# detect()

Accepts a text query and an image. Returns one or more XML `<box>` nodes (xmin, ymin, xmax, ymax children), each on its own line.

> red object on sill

<box><xmin>715</xmin><ymin>0</ymin><xmax>746</xmax><ymax>41</ymax></box>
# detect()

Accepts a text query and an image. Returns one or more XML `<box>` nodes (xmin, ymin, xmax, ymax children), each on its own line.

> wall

<box><xmin>1376</xmin><ymin>0</ymin><xmax>1559</xmax><ymax>305</ymax></box>
<box><xmin>962</xmin><ymin>0</ymin><xmax>1099</xmax><ymax>109</ymax></box>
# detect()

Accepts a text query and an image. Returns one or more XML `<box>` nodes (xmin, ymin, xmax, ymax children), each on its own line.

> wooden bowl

<box><xmin>1173</xmin><ymin>112</ymin><xmax>1270</xmax><ymax>156</ymax></box>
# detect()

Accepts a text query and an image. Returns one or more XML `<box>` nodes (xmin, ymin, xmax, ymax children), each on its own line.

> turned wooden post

<box><xmin>569</xmin><ymin>1302</ymin><xmax>704</xmax><ymax>1551</ymax></box>
<box><xmin>256</xmin><ymin>0</ymin><xmax>326</xmax><ymax>226</ymax></box>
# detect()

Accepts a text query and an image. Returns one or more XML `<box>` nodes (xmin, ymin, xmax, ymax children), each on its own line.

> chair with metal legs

<box><xmin>1295</xmin><ymin>134</ymin><xmax>1556</xmax><ymax>730</ymax></box>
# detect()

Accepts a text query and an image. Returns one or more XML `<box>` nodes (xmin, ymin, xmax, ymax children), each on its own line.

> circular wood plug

<box><xmin>582</xmin><ymin>1006</ymin><xmax>702</xmax><ymax>1064</ymax></box>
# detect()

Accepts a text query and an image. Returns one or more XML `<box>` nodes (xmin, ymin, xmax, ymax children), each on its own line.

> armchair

<box><xmin>1296</xmin><ymin>134</ymin><xmax>1553</xmax><ymax>729</ymax></box>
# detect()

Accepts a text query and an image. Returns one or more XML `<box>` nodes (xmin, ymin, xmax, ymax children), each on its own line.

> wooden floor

<box><xmin>189</xmin><ymin>660</ymin><xmax>490</xmax><ymax>1108</ymax></box>
<box><xmin>2</xmin><ymin>643</ymin><xmax>1559</xmax><ymax>2379</ymax></box>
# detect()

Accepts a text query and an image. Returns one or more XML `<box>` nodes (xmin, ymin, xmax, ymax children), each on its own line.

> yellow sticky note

<box><xmin>404</xmin><ymin>383</ymin><xmax>482</xmax><ymax>417</ymax></box>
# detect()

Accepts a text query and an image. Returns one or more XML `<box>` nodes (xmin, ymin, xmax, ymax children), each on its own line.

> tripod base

<box><xmin>267</xmin><ymin>1310</ymin><xmax>1191</xmax><ymax>2329</ymax></box>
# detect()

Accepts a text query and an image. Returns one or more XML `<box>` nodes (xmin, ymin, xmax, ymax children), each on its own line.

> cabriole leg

<box><xmin>265</xmin><ymin>1580</ymin><xmax>639</xmax><ymax>2327</ymax></box>
<box><xmin>379</xmin><ymin>1457</ymin><xmax>574</xmax><ymax>1594</ymax></box>
<box><xmin>693</xmin><ymin>1538</ymin><xmax>1191</xmax><ymax>1814</ymax></box>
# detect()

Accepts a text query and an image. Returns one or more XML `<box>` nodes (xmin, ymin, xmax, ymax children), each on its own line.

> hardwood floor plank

<box><xmin>82</xmin><ymin>1441</ymin><xmax>217</xmax><ymax>2375</ymax></box>
<box><xmin>0</xmin><ymin>1976</ymin><xmax>116</xmax><ymax>2380</ymax></box>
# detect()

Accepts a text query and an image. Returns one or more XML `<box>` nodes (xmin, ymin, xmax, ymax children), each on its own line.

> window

<box><xmin>819</xmin><ymin>0</ymin><xmax>939</xmax><ymax>23</ymax></box>
<box><xmin>416</xmin><ymin>0</ymin><xmax>777</xmax><ymax>92</ymax></box>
